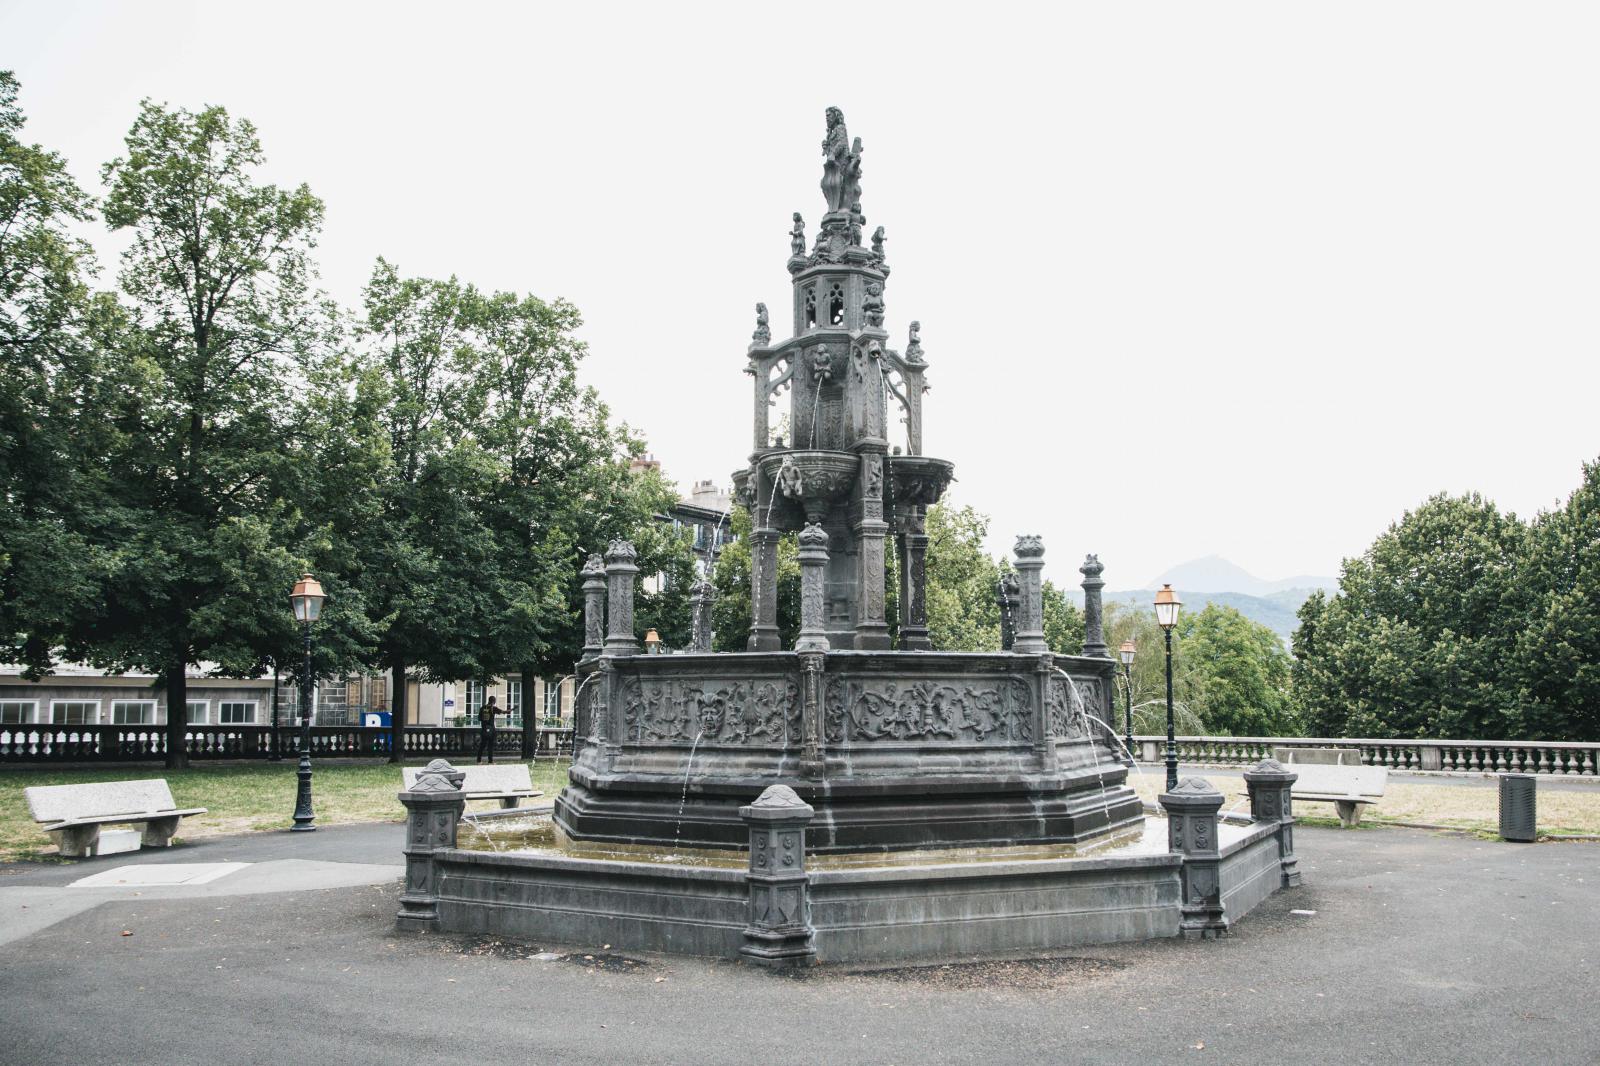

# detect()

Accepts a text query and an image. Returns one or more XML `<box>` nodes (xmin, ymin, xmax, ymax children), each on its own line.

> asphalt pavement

<box><xmin>1</xmin><ymin>822</ymin><xmax>1597</xmax><ymax>1065</ymax></box>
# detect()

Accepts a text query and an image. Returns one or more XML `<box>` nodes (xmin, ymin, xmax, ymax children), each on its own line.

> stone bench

<box><xmin>25</xmin><ymin>779</ymin><xmax>207</xmax><ymax>858</ymax></box>
<box><xmin>1275</xmin><ymin>748</ymin><xmax>1386</xmax><ymax>827</ymax></box>
<box><xmin>402</xmin><ymin>763</ymin><xmax>541</xmax><ymax>809</ymax></box>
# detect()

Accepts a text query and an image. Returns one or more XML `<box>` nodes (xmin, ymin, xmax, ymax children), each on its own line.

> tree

<box><xmin>1515</xmin><ymin>460</ymin><xmax>1600</xmax><ymax>742</ymax></box>
<box><xmin>924</xmin><ymin>502</ymin><xmax>1003</xmax><ymax>651</ymax></box>
<box><xmin>711</xmin><ymin>506</ymin><xmax>800</xmax><ymax>651</ymax></box>
<box><xmin>84</xmin><ymin>100</ymin><xmax>332</xmax><ymax>767</ymax></box>
<box><xmin>1290</xmin><ymin>493</ymin><xmax>1528</xmax><ymax>740</ymax></box>
<box><xmin>1176</xmin><ymin>604</ymin><xmax>1295</xmax><ymax>735</ymax></box>
<box><xmin>0</xmin><ymin>71</ymin><xmax>115</xmax><ymax>677</ymax></box>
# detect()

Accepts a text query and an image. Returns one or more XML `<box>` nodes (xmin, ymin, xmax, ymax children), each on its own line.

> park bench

<box><xmin>402</xmin><ymin>762</ymin><xmax>542</xmax><ymax>809</ymax></box>
<box><xmin>25</xmin><ymin>779</ymin><xmax>207</xmax><ymax>858</ymax></box>
<box><xmin>1274</xmin><ymin>747</ymin><xmax>1388</xmax><ymax>828</ymax></box>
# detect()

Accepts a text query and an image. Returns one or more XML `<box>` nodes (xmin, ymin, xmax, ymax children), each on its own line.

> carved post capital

<box><xmin>1160</xmin><ymin>777</ymin><xmax>1230</xmax><ymax>939</ymax></box>
<box><xmin>1012</xmin><ymin>536</ymin><xmax>1048</xmax><ymax>655</ymax></box>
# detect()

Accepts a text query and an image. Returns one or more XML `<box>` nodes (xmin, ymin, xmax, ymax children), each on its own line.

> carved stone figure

<box><xmin>820</xmin><ymin>107</ymin><xmax>863</xmax><ymax>214</ymax></box>
<box><xmin>871</xmin><ymin>225</ymin><xmax>886</xmax><ymax>258</ymax></box>
<box><xmin>863</xmin><ymin>282</ymin><xmax>885</xmax><ymax>328</ymax></box>
<box><xmin>752</xmin><ymin>302</ymin><xmax>771</xmax><ymax>346</ymax></box>
<box><xmin>810</xmin><ymin>346</ymin><xmax>834</xmax><ymax>384</ymax></box>
<box><xmin>789</xmin><ymin>212</ymin><xmax>805</xmax><ymax>256</ymax></box>
<box><xmin>777</xmin><ymin>456</ymin><xmax>804</xmax><ymax>500</ymax></box>
<box><xmin>905</xmin><ymin>321</ymin><xmax>924</xmax><ymax>363</ymax></box>
<box><xmin>865</xmin><ymin>457</ymin><xmax>882</xmax><ymax>499</ymax></box>
<box><xmin>848</xmin><ymin>201</ymin><xmax>865</xmax><ymax>246</ymax></box>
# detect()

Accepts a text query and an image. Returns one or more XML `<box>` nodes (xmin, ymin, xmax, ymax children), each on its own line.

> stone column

<box><xmin>1012</xmin><ymin>535</ymin><xmax>1048</xmax><ymax>655</ymax></box>
<box><xmin>1080</xmin><ymin>554</ymin><xmax>1108</xmax><ymax>658</ymax></box>
<box><xmin>739</xmin><ymin>785</ymin><xmax>817</xmax><ymax>968</ymax></box>
<box><xmin>795</xmin><ymin>524</ymin><xmax>831</xmax><ymax>652</ymax></box>
<box><xmin>603</xmin><ymin>540</ymin><xmax>639</xmax><ymax>656</ymax></box>
<box><xmin>799</xmin><ymin>652</ymin><xmax>824</xmax><ymax>775</ymax></box>
<box><xmin>853</xmin><ymin>451</ymin><xmax>890</xmax><ymax>650</ymax></box>
<box><xmin>897</xmin><ymin>511</ymin><xmax>931</xmax><ymax>650</ymax></box>
<box><xmin>1244</xmin><ymin>758</ymin><xmax>1301</xmax><ymax>887</ymax></box>
<box><xmin>690</xmin><ymin>576</ymin><xmax>716</xmax><ymax>652</ymax></box>
<box><xmin>396</xmin><ymin>759</ymin><xmax>466</xmax><ymax>933</ymax></box>
<box><xmin>580</xmin><ymin>553</ymin><xmax>607</xmax><ymax>659</ymax></box>
<box><xmin>748</xmin><ymin>526</ymin><xmax>781</xmax><ymax>651</ymax></box>
<box><xmin>1160</xmin><ymin>777</ymin><xmax>1229</xmax><ymax>940</ymax></box>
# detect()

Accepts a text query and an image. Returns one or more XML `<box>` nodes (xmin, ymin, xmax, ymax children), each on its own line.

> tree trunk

<box><xmin>520</xmin><ymin>663</ymin><xmax>538</xmax><ymax>761</ymax></box>
<box><xmin>164</xmin><ymin>659</ymin><xmax>190</xmax><ymax>770</ymax></box>
<box><xmin>388</xmin><ymin>658</ymin><xmax>406</xmax><ymax>764</ymax></box>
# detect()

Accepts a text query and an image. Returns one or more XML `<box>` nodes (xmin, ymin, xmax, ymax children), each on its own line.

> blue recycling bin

<box><xmin>363</xmin><ymin>711</ymin><xmax>392</xmax><ymax>752</ymax></box>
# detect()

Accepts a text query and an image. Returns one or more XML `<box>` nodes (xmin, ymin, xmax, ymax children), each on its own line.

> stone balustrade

<box><xmin>1134</xmin><ymin>734</ymin><xmax>1600</xmax><ymax>777</ymax></box>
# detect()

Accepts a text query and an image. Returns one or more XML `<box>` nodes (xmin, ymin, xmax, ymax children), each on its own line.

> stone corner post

<box><xmin>690</xmin><ymin>575</ymin><xmax>716</xmax><ymax>652</ymax></box>
<box><xmin>580</xmin><ymin>553</ymin><xmax>607</xmax><ymax>659</ymax></box>
<box><xmin>747</xmin><ymin>525</ymin><xmax>782</xmax><ymax>651</ymax></box>
<box><xmin>1011</xmin><ymin>535</ymin><xmax>1048</xmax><ymax>655</ymax></box>
<box><xmin>896</xmin><ymin>510</ymin><xmax>932</xmax><ymax>651</ymax></box>
<box><xmin>1080</xmin><ymin>553</ymin><xmax>1108</xmax><ymax>658</ymax></box>
<box><xmin>396</xmin><ymin>758</ymin><xmax>467</xmax><ymax>934</ymax></box>
<box><xmin>1160</xmin><ymin>776</ymin><xmax>1229</xmax><ymax>940</ymax></box>
<box><xmin>602</xmin><ymin>540</ymin><xmax>640</xmax><ymax>656</ymax></box>
<box><xmin>795</xmin><ymin>523</ymin><xmax>831</xmax><ymax>653</ymax></box>
<box><xmin>1243</xmin><ymin>757</ymin><xmax>1300</xmax><ymax>887</ymax></box>
<box><xmin>739</xmin><ymin>784</ymin><xmax>817</xmax><ymax>968</ymax></box>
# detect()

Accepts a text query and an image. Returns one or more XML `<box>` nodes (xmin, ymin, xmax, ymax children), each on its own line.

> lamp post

<box><xmin>1153</xmin><ymin>583</ymin><xmax>1182</xmax><ymax>792</ymax></box>
<box><xmin>1118</xmin><ymin>639</ymin><xmax>1136</xmax><ymax>760</ymax></box>
<box><xmin>289</xmin><ymin>572</ymin><xmax>327</xmax><ymax>833</ymax></box>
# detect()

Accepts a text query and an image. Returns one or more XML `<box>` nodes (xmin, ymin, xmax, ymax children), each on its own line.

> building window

<box><xmin>186</xmin><ymin>700</ymin><xmax>209</xmax><ymax>725</ymax></box>
<box><xmin>111</xmin><ymin>700</ymin><xmax>156</xmax><ymax>725</ymax></box>
<box><xmin>543</xmin><ymin>681</ymin><xmax>563</xmax><ymax>721</ymax></box>
<box><xmin>370</xmin><ymin>676</ymin><xmax>387</xmax><ymax>712</ymax></box>
<box><xmin>506</xmin><ymin>680</ymin><xmax>523</xmax><ymax>728</ymax></box>
<box><xmin>51</xmin><ymin>701</ymin><xmax>99</xmax><ymax>725</ymax></box>
<box><xmin>826</xmin><ymin>283</ymin><xmax>844</xmax><ymax>326</ymax></box>
<box><xmin>0</xmin><ymin>701</ymin><xmax>37</xmax><ymax>725</ymax></box>
<box><xmin>465</xmin><ymin>681</ymin><xmax>486</xmax><ymax>717</ymax></box>
<box><xmin>219</xmin><ymin>701</ymin><xmax>257</xmax><ymax>725</ymax></box>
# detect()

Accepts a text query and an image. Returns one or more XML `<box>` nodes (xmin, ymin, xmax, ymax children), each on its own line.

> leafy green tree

<box><xmin>924</xmin><ymin>502</ymin><xmax>1003</xmax><ymax>651</ymax></box>
<box><xmin>84</xmin><ymin>100</ymin><xmax>333</xmax><ymax>767</ymax></box>
<box><xmin>1290</xmin><ymin>492</ymin><xmax>1528</xmax><ymax>740</ymax></box>
<box><xmin>711</xmin><ymin>506</ymin><xmax>799</xmax><ymax>651</ymax></box>
<box><xmin>1515</xmin><ymin>460</ymin><xmax>1600</xmax><ymax>742</ymax></box>
<box><xmin>0</xmin><ymin>72</ymin><xmax>116</xmax><ymax>676</ymax></box>
<box><xmin>1176</xmin><ymin>604</ymin><xmax>1296</xmax><ymax>735</ymax></box>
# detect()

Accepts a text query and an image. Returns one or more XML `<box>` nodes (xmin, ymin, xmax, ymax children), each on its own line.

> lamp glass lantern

<box><xmin>290</xmin><ymin>573</ymin><xmax>327</xmax><ymax>624</ymax></box>
<box><xmin>1118</xmin><ymin>639</ymin><xmax>1136</xmax><ymax>666</ymax></box>
<box><xmin>1153</xmin><ymin>584</ymin><xmax>1182</xmax><ymax>630</ymax></box>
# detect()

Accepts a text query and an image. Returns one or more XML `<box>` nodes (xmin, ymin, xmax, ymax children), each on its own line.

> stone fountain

<box><xmin>397</xmin><ymin>109</ymin><xmax>1301</xmax><ymax>965</ymax></box>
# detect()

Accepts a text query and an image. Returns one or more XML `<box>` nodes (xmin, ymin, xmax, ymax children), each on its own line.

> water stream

<box><xmin>671</xmin><ymin>730</ymin><xmax>705</xmax><ymax>851</ymax></box>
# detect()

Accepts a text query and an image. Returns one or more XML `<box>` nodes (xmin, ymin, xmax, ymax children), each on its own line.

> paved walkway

<box><xmin>1</xmin><ymin>823</ymin><xmax>1597</xmax><ymax>1065</ymax></box>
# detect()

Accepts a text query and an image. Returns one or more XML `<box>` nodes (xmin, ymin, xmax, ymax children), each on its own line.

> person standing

<box><xmin>475</xmin><ymin>694</ymin><xmax>501</xmax><ymax>764</ymax></box>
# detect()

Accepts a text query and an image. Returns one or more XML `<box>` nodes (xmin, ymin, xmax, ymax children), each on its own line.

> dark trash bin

<box><xmin>1498</xmin><ymin>773</ymin><xmax>1537</xmax><ymax>842</ymax></box>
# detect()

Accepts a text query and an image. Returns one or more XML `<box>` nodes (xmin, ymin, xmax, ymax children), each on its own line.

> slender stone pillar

<box><xmin>603</xmin><ymin>540</ymin><xmax>639</xmax><ymax>656</ymax></box>
<box><xmin>1012</xmin><ymin>535</ymin><xmax>1048</xmax><ymax>655</ymax></box>
<box><xmin>690</xmin><ymin>576</ymin><xmax>715</xmax><ymax>652</ymax></box>
<box><xmin>396</xmin><ymin>759</ymin><xmax>466</xmax><ymax>933</ymax></box>
<box><xmin>580</xmin><ymin>553</ymin><xmax>607</xmax><ymax>659</ymax></box>
<box><xmin>747</xmin><ymin>526</ymin><xmax>781</xmax><ymax>651</ymax></box>
<box><xmin>897</xmin><ymin>511</ymin><xmax>931</xmax><ymax>650</ymax></box>
<box><xmin>740</xmin><ymin>785</ymin><xmax>817</xmax><ymax>968</ymax></box>
<box><xmin>1160</xmin><ymin>777</ymin><xmax>1229</xmax><ymax>939</ymax></box>
<box><xmin>795</xmin><ymin>524</ymin><xmax>831</xmax><ymax>652</ymax></box>
<box><xmin>1244</xmin><ymin>758</ymin><xmax>1301</xmax><ymax>887</ymax></box>
<box><xmin>1080</xmin><ymin>554</ymin><xmax>1109</xmax><ymax>658</ymax></box>
<box><xmin>799</xmin><ymin>652</ymin><xmax>824</xmax><ymax>775</ymax></box>
<box><xmin>854</xmin><ymin>451</ymin><xmax>891</xmax><ymax>650</ymax></box>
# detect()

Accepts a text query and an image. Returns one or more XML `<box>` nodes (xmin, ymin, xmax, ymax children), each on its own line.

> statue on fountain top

<box><xmin>821</xmin><ymin>107</ymin><xmax>863</xmax><ymax>214</ymax></box>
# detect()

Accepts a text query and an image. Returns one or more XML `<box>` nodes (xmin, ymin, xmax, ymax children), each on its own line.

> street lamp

<box><xmin>289</xmin><ymin>572</ymin><xmax>327</xmax><ymax>833</ymax></box>
<box><xmin>1153</xmin><ymin>583</ymin><xmax>1182</xmax><ymax>791</ymax></box>
<box><xmin>1118</xmin><ymin>638</ymin><xmax>1136</xmax><ymax>762</ymax></box>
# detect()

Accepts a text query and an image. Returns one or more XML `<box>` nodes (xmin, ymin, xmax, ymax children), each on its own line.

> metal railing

<box><xmin>1132</xmin><ymin>734</ymin><xmax>1600</xmax><ymax>777</ymax></box>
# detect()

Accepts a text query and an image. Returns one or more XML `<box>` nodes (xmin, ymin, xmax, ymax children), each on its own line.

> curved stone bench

<box><xmin>25</xmin><ymin>780</ymin><xmax>206</xmax><ymax>857</ymax></box>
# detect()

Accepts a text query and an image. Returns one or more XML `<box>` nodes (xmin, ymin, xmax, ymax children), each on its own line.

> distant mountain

<box><xmin>1148</xmin><ymin>555</ymin><xmax>1336</xmax><ymax>597</ymax></box>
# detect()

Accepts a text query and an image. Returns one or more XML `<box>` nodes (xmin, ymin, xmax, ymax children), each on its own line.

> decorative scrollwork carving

<box><xmin>823</xmin><ymin>676</ymin><xmax>1033</xmax><ymax>744</ymax></box>
<box><xmin>620</xmin><ymin>675</ymin><xmax>800</xmax><ymax>746</ymax></box>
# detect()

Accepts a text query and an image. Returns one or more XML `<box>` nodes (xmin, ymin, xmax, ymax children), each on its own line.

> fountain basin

<box><xmin>758</xmin><ymin>449</ymin><xmax>859</xmax><ymax>525</ymax></box>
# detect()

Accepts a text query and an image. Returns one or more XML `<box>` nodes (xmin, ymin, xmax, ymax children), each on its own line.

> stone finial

<box><xmin>1013</xmin><ymin>534</ymin><xmax>1045</xmax><ymax>559</ymax></box>
<box><xmin>746</xmin><ymin>783</ymin><xmax>815</xmax><ymax>816</ymax></box>
<box><xmin>1080</xmin><ymin>554</ymin><xmax>1104</xmax><ymax>580</ymax></box>
<box><xmin>605</xmin><ymin>539</ymin><xmax>637</xmax><ymax>564</ymax></box>
<box><xmin>820</xmin><ymin>106</ymin><xmax>863</xmax><ymax>215</ymax></box>
<box><xmin>798</xmin><ymin>524</ymin><xmax>828</xmax><ymax>549</ymax></box>
<box><xmin>1165</xmin><ymin>776</ymin><xmax>1224</xmax><ymax>800</ymax></box>
<box><xmin>581</xmin><ymin>553</ymin><xmax>606</xmax><ymax>579</ymax></box>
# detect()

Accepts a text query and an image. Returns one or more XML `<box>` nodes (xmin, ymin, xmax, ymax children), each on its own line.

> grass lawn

<box><xmin>0</xmin><ymin>757</ymin><xmax>572</xmax><ymax>862</ymax></box>
<box><xmin>1129</xmin><ymin>771</ymin><xmax>1600</xmax><ymax>837</ymax></box>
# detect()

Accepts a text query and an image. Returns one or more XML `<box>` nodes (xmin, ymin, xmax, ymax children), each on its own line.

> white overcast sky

<box><xmin>7</xmin><ymin>1</ymin><xmax>1599</xmax><ymax>589</ymax></box>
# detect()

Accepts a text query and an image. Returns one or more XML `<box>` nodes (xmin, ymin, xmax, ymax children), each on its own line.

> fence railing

<box><xmin>0</xmin><ymin>723</ymin><xmax>577</xmax><ymax>764</ymax></box>
<box><xmin>1132</xmin><ymin>735</ymin><xmax>1600</xmax><ymax>777</ymax></box>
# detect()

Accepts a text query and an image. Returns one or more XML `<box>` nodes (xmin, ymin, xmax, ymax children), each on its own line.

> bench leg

<box><xmin>141</xmin><ymin>817</ymin><xmax>181</xmax><ymax>847</ymax></box>
<box><xmin>498</xmin><ymin>797</ymin><xmax>519</xmax><ymax>810</ymax></box>
<box><xmin>53</xmin><ymin>825</ymin><xmax>100</xmax><ymax>858</ymax></box>
<box><xmin>1335</xmin><ymin>800</ymin><xmax>1361</xmax><ymax>828</ymax></box>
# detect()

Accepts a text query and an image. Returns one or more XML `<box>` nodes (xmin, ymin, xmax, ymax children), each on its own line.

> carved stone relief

<box><xmin>620</xmin><ymin>676</ymin><xmax>801</xmax><ymax>746</ymax></box>
<box><xmin>823</xmin><ymin>676</ymin><xmax>1033</xmax><ymax>744</ymax></box>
